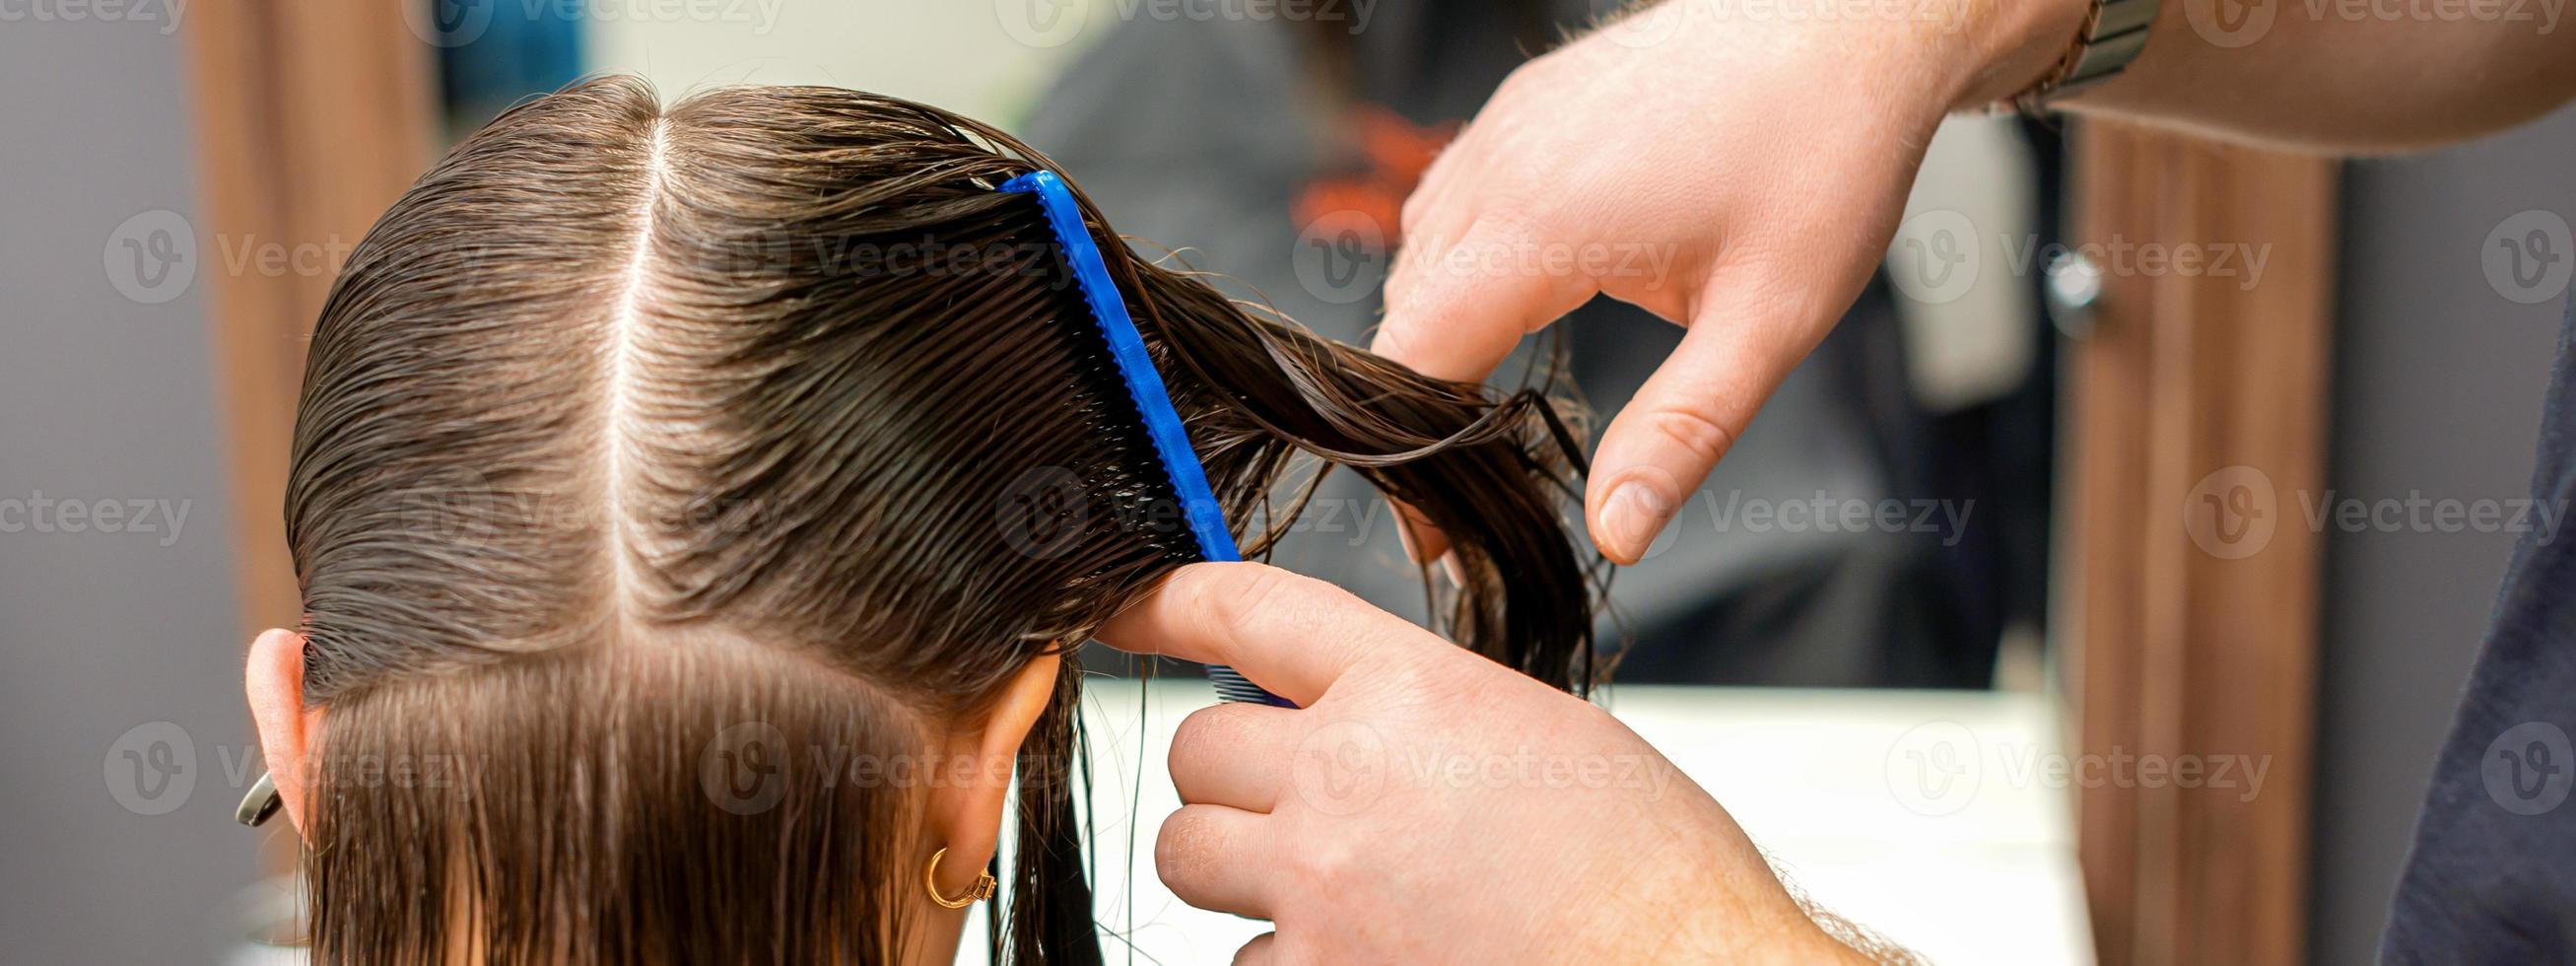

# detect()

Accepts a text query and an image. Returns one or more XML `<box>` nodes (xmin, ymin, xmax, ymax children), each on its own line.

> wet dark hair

<box><xmin>284</xmin><ymin>76</ymin><xmax>1594</xmax><ymax>965</ymax></box>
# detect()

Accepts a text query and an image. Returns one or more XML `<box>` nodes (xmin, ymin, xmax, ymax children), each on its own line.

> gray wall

<box><xmin>0</xmin><ymin>11</ymin><xmax>263</xmax><ymax>965</ymax></box>
<box><xmin>2308</xmin><ymin>102</ymin><xmax>2576</xmax><ymax>963</ymax></box>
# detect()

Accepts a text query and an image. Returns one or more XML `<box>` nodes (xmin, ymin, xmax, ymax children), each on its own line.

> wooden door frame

<box><xmin>185</xmin><ymin>2</ymin><xmax>436</xmax><ymax>640</ymax></box>
<box><xmin>2063</xmin><ymin>120</ymin><xmax>2339</xmax><ymax>966</ymax></box>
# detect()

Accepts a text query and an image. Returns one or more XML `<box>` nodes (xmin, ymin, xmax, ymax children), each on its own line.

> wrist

<box><xmin>1757</xmin><ymin>919</ymin><xmax>1879</xmax><ymax>966</ymax></box>
<box><xmin>1658</xmin><ymin>882</ymin><xmax>1869</xmax><ymax>965</ymax></box>
<box><xmin>1945</xmin><ymin>0</ymin><xmax>2097</xmax><ymax>111</ymax></box>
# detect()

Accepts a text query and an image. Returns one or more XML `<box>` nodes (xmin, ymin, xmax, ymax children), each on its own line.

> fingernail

<box><xmin>1599</xmin><ymin>480</ymin><xmax>1673</xmax><ymax>563</ymax></box>
<box><xmin>1393</xmin><ymin>510</ymin><xmax>1423</xmax><ymax>562</ymax></box>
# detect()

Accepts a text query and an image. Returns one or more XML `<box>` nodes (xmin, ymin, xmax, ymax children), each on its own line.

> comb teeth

<box><xmin>1003</xmin><ymin>171</ymin><xmax>1292</xmax><ymax>708</ymax></box>
<box><xmin>1054</xmin><ymin>314</ymin><xmax>1199</xmax><ymax>564</ymax></box>
<box><xmin>1207</xmin><ymin>667</ymin><xmax>1276</xmax><ymax>704</ymax></box>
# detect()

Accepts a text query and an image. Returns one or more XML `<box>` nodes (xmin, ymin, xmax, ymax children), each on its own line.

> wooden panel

<box><xmin>2066</xmin><ymin>122</ymin><xmax>2338</xmax><ymax>966</ymax></box>
<box><xmin>182</xmin><ymin>1</ymin><xmax>435</xmax><ymax>636</ymax></box>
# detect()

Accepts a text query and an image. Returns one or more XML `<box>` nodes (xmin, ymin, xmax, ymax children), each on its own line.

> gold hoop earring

<box><xmin>925</xmin><ymin>847</ymin><xmax>996</xmax><ymax>909</ymax></box>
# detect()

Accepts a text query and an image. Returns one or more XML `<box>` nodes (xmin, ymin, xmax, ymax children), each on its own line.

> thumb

<box><xmin>1585</xmin><ymin>281</ymin><xmax>1837</xmax><ymax>564</ymax></box>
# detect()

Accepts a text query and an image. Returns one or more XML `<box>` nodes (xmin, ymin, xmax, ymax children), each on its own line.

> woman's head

<box><xmin>246</xmin><ymin>76</ymin><xmax>1593</xmax><ymax>964</ymax></box>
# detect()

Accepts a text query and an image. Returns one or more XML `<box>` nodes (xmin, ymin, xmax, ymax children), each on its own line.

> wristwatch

<box><xmin>2010</xmin><ymin>0</ymin><xmax>2161</xmax><ymax>113</ymax></box>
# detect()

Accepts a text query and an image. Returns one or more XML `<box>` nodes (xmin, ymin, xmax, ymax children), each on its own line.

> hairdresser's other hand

<box><xmin>1095</xmin><ymin>563</ymin><xmax>1864</xmax><ymax>964</ymax></box>
<box><xmin>1372</xmin><ymin>0</ymin><xmax>2082</xmax><ymax>563</ymax></box>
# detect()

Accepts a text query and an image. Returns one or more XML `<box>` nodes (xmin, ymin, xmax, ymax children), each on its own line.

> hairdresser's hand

<box><xmin>1373</xmin><ymin>0</ymin><xmax>2082</xmax><ymax>563</ymax></box>
<box><xmin>1095</xmin><ymin>563</ymin><xmax>1864</xmax><ymax>964</ymax></box>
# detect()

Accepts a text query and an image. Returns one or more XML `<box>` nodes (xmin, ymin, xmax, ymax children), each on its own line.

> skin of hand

<box><xmin>1372</xmin><ymin>0</ymin><xmax>2576</xmax><ymax>566</ymax></box>
<box><xmin>1094</xmin><ymin>562</ymin><xmax>1874</xmax><ymax>964</ymax></box>
<box><xmin>1372</xmin><ymin>0</ymin><xmax>2084</xmax><ymax>565</ymax></box>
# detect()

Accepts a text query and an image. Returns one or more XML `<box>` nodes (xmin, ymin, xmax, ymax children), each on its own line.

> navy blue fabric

<box><xmin>2382</xmin><ymin>297</ymin><xmax>2576</xmax><ymax>961</ymax></box>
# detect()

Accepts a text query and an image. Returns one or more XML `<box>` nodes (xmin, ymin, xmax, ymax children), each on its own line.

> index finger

<box><xmin>1369</xmin><ymin>215</ymin><xmax>1593</xmax><ymax>384</ymax></box>
<box><xmin>1094</xmin><ymin>562</ymin><xmax>1433</xmax><ymax>707</ymax></box>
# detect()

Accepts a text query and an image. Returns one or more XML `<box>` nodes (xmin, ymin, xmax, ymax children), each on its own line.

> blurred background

<box><xmin>2</xmin><ymin>1</ymin><xmax>2570</xmax><ymax>963</ymax></box>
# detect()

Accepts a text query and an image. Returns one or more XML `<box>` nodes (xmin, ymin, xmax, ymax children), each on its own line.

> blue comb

<box><xmin>1000</xmin><ymin>171</ymin><xmax>1293</xmax><ymax>709</ymax></box>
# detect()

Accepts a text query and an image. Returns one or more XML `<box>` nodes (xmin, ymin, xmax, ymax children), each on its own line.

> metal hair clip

<box><xmin>236</xmin><ymin>771</ymin><xmax>282</xmax><ymax>828</ymax></box>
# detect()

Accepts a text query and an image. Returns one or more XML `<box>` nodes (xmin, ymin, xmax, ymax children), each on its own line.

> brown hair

<box><xmin>285</xmin><ymin>76</ymin><xmax>1594</xmax><ymax>965</ymax></box>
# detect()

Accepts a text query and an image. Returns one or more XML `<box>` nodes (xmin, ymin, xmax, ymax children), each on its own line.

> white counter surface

<box><xmin>1033</xmin><ymin>680</ymin><xmax>2093</xmax><ymax>966</ymax></box>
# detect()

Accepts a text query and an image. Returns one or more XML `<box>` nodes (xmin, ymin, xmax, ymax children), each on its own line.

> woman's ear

<box><xmin>245</xmin><ymin>628</ymin><xmax>321</xmax><ymax>837</ymax></box>
<box><xmin>922</xmin><ymin>651</ymin><xmax>1062</xmax><ymax>900</ymax></box>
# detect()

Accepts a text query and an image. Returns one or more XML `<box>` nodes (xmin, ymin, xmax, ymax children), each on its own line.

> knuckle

<box><xmin>1285</xmin><ymin>937</ymin><xmax>1336</xmax><ymax>966</ymax></box>
<box><xmin>1398</xmin><ymin>186</ymin><xmax>1437</xmax><ymax>238</ymax></box>
<box><xmin>1491</xmin><ymin>60</ymin><xmax>1548</xmax><ymax>104</ymax></box>
<box><xmin>1168</xmin><ymin>705</ymin><xmax>1236</xmax><ymax>774</ymax></box>
<box><xmin>1370</xmin><ymin>317</ymin><xmax>1423</xmax><ymax>362</ymax></box>
<box><xmin>1639</xmin><ymin>405</ymin><xmax>1738</xmax><ymax>467</ymax></box>
<box><xmin>1468</xmin><ymin>206</ymin><xmax>1546</xmax><ymax>253</ymax></box>
<box><xmin>1214</xmin><ymin>564</ymin><xmax>1295</xmax><ymax>632</ymax></box>
<box><xmin>1251</xmin><ymin>934</ymin><xmax>1319</xmax><ymax>966</ymax></box>
<box><xmin>1211</xmin><ymin>564</ymin><xmax>1340</xmax><ymax>635</ymax></box>
<box><xmin>1358</xmin><ymin>649</ymin><xmax>1439</xmax><ymax>696</ymax></box>
<box><xmin>1293</xmin><ymin>834</ymin><xmax>1363</xmax><ymax>890</ymax></box>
